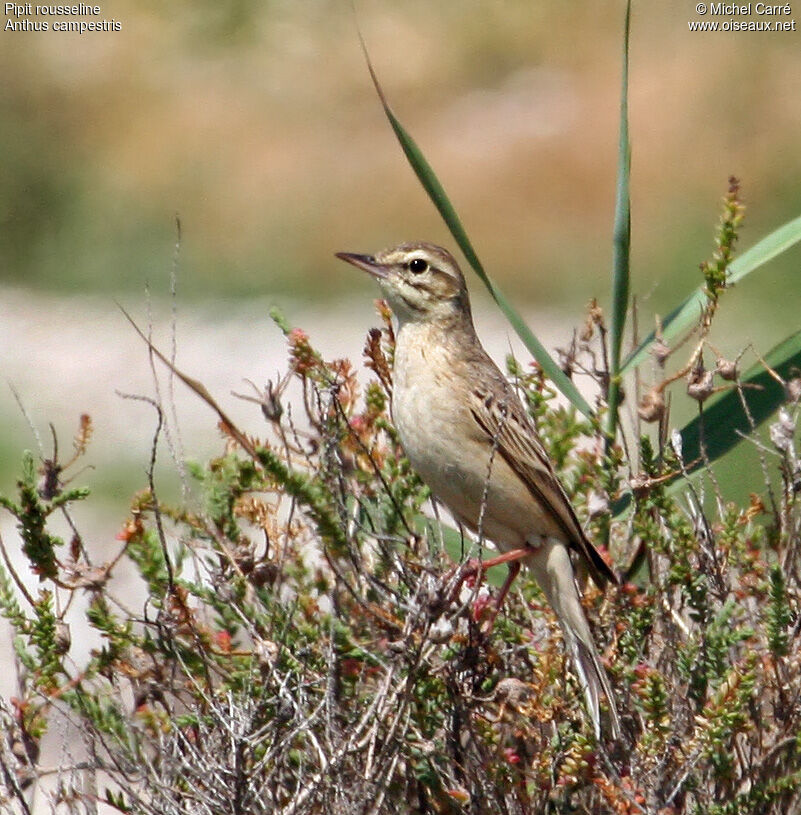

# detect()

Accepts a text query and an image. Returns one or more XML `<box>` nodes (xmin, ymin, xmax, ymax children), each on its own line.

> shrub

<box><xmin>1</xmin><ymin>278</ymin><xmax>800</xmax><ymax>814</ymax></box>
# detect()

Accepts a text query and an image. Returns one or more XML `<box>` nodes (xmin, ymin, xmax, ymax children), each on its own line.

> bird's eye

<box><xmin>408</xmin><ymin>258</ymin><xmax>428</xmax><ymax>274</ymax></box>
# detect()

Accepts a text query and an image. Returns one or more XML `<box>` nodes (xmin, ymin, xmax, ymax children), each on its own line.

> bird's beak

<box><xmin>335</xmin><ymin>252</ymin><xmax>388</xmax><ymax>280</ymax></box>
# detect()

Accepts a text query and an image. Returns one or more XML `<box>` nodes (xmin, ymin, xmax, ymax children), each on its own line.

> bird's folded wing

<box><xmin>469</xmin><ymin>387</ymin><xmax>618</xmax><ymax>589</ymax></box>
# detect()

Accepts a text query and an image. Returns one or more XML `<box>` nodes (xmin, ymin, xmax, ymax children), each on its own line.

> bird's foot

<box><xmin>444</xmin><ymin>557</ymin><xmax>486</xmax><ymax>606</ymax></box>
<box><xmin>444</xmin><ymin>550</ymin><xmax>532</xmax><ymax>632</ymax></box>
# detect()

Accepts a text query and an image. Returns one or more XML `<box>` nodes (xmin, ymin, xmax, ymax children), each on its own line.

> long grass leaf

<box><xmin>606</xmin><ymin>0</ymin><xmax>632</xmax><ymax>444</ymax></box>
<box><xmin>357</xmin><ymin>32</ymin><xmax>593</xmax><ymax>418</ymax></box>
<box><xmin>622</xmin><ymin>212</ymin><xmax>801</xmax><ymax>374</ymax></box>
<box><xmin>614</xmin><ymin>328</ymin><xmax>801</xmax><ymax>514</ymax></box>
<box><xmin>678</xmin><ymin>329</ymin><xmax>801</xmax><ymax>473</ymax></box>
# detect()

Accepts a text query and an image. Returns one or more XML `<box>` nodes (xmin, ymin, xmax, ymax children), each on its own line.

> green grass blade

<box><xmin>677</xmin><ymin>328</ymin><xmax>801</xmax><ymax>474</ymax></box>
<box><xmin>622</xmin><ymin>212</ymin><xmax>801</xmax><ymax>374</ymax></box>
<box><xmin>605</xmin><ymin>0</ymin><xmax>632</xmax><ymax>444</ymax></box>
<box><xmin>357</xmin><ymin>33</ymin><xmax>593</xmax><ymax>418</ymax></box>
<box><xmin>614</xmin><ymin>328</ymin><xmax>801</xmax><ymax>515</ymax></box>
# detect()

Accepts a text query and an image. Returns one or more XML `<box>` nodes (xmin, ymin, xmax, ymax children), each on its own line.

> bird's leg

<box><xmin>447</xmin><ymin>547</ymin><xmax>531</xmax><ymax>626</ymax></box>
<box><xmin>481</xmin><ymin>559</ymin><xmax>522</xmax><ymax>631</ymax></box>
<box><xmin>494</xmin><ymin>559</ymin><xmax>522</xmax><ymax>612</ymax></box>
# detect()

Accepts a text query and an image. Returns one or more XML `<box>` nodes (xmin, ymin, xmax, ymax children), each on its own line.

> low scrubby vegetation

<box><xmin>2</xmin><ymin>233</ymin><xmax>800</xmax><ymax>813</ymax></box>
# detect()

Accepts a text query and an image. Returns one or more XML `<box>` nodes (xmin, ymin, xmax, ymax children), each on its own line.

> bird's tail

<box><xmin>529</xmin><ymin>540</ymin><xmax>621</xmax><ymax>741</ymax></box>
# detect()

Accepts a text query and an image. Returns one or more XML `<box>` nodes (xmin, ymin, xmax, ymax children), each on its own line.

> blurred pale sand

<box><xmin>1</xmin><ymin>283</ymin><xmax>579</xmax><ymax>477</ymax></box>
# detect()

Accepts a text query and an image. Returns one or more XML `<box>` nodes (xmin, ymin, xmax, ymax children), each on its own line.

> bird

<box><xmin>336</xmin><ymin>241</ymin><xmax>621</xmax><ymax>740</ymax></box>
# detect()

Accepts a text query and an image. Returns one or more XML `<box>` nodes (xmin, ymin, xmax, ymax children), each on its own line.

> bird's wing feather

<box><xmin>469</xmin><ymin>385</ymin><xmax>618</xmax><ymax>588</ymax></box>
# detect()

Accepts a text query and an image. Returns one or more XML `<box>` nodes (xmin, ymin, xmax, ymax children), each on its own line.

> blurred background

<box><xmin>1</xmin><ymin>0</ymin><xmax>800</xmax><ymax>507</ymax></box>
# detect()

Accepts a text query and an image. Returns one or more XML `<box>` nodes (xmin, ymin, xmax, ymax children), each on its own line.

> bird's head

<box><xmin>336</xmin><ymin>242</ymin><xmax>471</xmax><ymax>327</ymax></box>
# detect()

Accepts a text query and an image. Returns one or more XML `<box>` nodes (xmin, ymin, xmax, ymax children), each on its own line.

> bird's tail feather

<box><xmin>530</xmin><ymin>540</ymin><xmax>621</xmax><ymax>740</ymax></box>
<box><xmin>570</xmin><ymin>632</ymin><xmax>621</xmax><ymax>741</ymax></box>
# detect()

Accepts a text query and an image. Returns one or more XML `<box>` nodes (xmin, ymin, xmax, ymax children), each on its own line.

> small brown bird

<box><xmin>337</xmin><ymin>241</ymin><xmax>620</xmax><ymax>739</ymax></box>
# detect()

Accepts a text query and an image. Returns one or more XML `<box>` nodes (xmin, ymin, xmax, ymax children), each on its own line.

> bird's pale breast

<box><xmin>391</xmin><ymin>326</ymin><xmax>563</xmax><ymax>551</ymax></box>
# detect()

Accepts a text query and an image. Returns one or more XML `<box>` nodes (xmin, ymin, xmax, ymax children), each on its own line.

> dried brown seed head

<box><xmin>687</xmin><ymin>367</ymin><xmax>715</xmax><ymax>403</ymax></box>
<box><xmin>716</xmin><ymin>357</ymin><xmax>738</xmax><ymax>381</ymax></box>
<box><xmin>785</xmin><ymin>376</ymin><xmax>801</xmax><ymax>404</ymax></box>
<box><xmin>651</xmin><ymin>339</ymin><xmax>671</xmax><ymax>366</ymax></box>
<box><xmin>638</xmin><ymin>387</ymin><xmax>665</xmax><ymax>423</ymax></box>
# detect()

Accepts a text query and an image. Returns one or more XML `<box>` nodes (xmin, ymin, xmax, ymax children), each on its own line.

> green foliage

<box><xmin>1</xmin><ymin>452</ymin><xmax>57</xmax><ymax>580</ymax></box>
<box><xmin>105</xmin><ymin>789</ymin><xmax>133</xmax><ymax>813</ymax></box>
<box><xmin>606</xmin><ymin>0</ymin><xmax>632</xmax><ymax>446</ymax></box>
<box><xmin>624</xmin><ymin>210</ymin><xmax>801</xmax><ymax>374</ymax></box>
<box><xmin>30</xmin><ymin>590</ymin><xmax>61</xmax><ymax>693</ymax></box>
<box><xmin>256</xmin><ymin>444</ymin><xmax>349</xmax><ymax>555</ymax></box>
<box><xmin>676</xmin><ymin>600</ymin><xmax>754</xmax><ymax>706</ymax></box>
<box><xmin>701</xmin><ymin>179</ymin><xmax>745</xmax><ymax>303</ymax></box>
<box><xmin>677</xmin><ymin>328</ymin><xmax>801</xmax><ymax>479</ymax></box>
<box><xmin>86</xmin><ymin>594</ymin><xmax>134</xmax><ymax>675</ymax></box>
<box><xmin>0</xmin><ymin>560</ymin><xmax>29</xmax><ymax>634</ymax></box>
<box><xmin>126</xmin><ymin>525</ymin><xmax>172</xmax><ymax>595</ymax></box>
<box><xmin>766</xmin><ymin>563</ymin><xmax>792</xmax><ymax>658</ymax></box>
<box><xmin>0</xmin><ymin>450</ymin><xmax>90</xmax><ymax>582</ymax></box>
